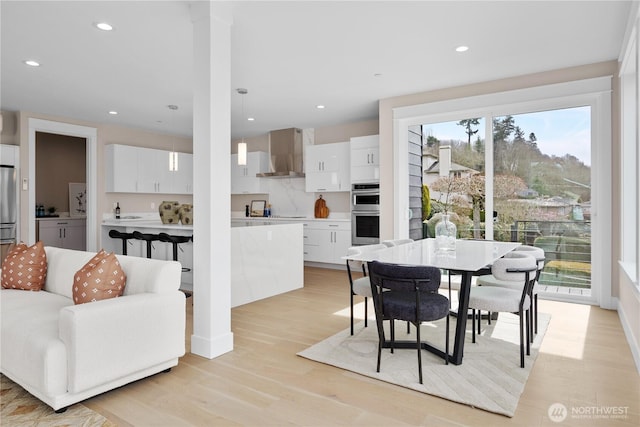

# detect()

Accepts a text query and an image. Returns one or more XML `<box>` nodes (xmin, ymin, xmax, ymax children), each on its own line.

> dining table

<box><xmin>343</xmin><ymin>238</ymin><xmax>520</xmax><ymax>365</ymax></box>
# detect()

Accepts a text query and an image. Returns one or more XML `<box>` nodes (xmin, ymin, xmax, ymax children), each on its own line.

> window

<box><xmin>620</xmin><ymin>21</ymin><xmax>639</xmax><ymax>287</ymax></box>
<box><xmin>394</xmin><ymin>76</ymin><xmax>612</xmax><ymax>306</ymax></box>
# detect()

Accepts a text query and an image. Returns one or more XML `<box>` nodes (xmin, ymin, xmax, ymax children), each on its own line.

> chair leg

<box><xmin>529</xmin><ymin>290</ymin><xmax>535</xmax><ymax>342</ymax></box>
<box><xmin>376</xmin><ymin>340</ymin><xmax>382</xmax><ymax>373</ymax></box>
<box><xmin>471</xmin><ymin>309</ymin><xmax>476</xmax><ymax>343</ymax></box>
<box><xmin>350</xmin><ymin>292</ymin><xmax>354</xmax><ymax>336</ymax></box>
<box><xmin>477</xmin><ymin>310</ymin><xmax>481</xmax><ymax>335</ymax></box>
<box><xmin>534</xmin><ymin>293</ymin><xmax>538</xmax><ymax>334</ymax></box>
<box><xmin>364</xmin><ymin>296</ymin><xmax>368</xmax><ymax>328</ymax></box>
<box><xmin>445</xmin><ymin>314</ymin><xmax>450</xmax><ymax>365</ymax></box>
<box><xmin>519</xmin><ymin>309</ymin><xmax>525</xmax><ymax>368</ymax></box>
<box><xmin>390</xmin><ymin>320</ymin><xmax>395</xmax><ymax>354</ymax></box>
<box><xmin>406</xmin><ymin>321</ymin><xmax>410</xmax><ymax>334</ymax></box>
<box><xmin>526</xmin><ymin>309</ymin><xmax>531</xmax><ymax>356</ymax></box>
<box><xmin>416</xmin><ymin>321</ymin><xmax>423</xmax><ymax>384</ymax></box>
<box><xmin>487</xmin><ymin>311</ymin><xmax>492</xmax><ymax>325</ymax></box>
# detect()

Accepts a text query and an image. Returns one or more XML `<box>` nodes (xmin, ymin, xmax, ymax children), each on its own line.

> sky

<box><xmin>422</xmin><ymin>106</ymin><xmax>591</xmax><ymax>166</ymax></box>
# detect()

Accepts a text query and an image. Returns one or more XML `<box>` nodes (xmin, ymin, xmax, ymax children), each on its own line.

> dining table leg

<box><xmin>450</xmin><ymin>271</ymin><xmax>473</xmax><ymax>365</ymax></box>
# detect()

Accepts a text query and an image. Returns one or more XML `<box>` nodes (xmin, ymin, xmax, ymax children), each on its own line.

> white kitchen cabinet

<box><xmin>37</xmin><ymin>218</ymin><xmax>86</xmax><ymax>250</ymax></box>
<box><xmin>0</xmin><ymin>144</ymin><xmax>19</xmax><ymax>166</ymax></box>
<box><xmin>231</xmin><ymin>151</ymin><xmax>269</xmax><ymax>194</ymax></box>
<box><xmin>137</xmin><ymin>148</ymin><xmax>172</xmax><ymax>193</ymax></box>
<box><xmin>305</xmin><ymin>142</ymin><xmax>350</xmax><ymax>192</ymax></box>
<box><xmin>106</xmin><ymin>144</ymin><xmax>193</xmax><ymax>194</ymax></box>
<box><xmin>303</xmin><ymin>220</ymin><xmax>351</xmax><ymax>264</ymax></box>
<box><xmin>169</xmin><ymin>152</ymin><xmax>193</xmax><ymax>194</ymax></box>
<box><xmin>350</xmin><ymin>135</ymin><xmax>380</xmax><ymax>183</ymax></box>
<box><xmin>106</xmin><ymin>144</ymin><xmax>139</xmax><ymax>193</ymax></box>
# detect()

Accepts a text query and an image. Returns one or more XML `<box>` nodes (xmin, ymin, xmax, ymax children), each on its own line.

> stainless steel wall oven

<box><xmin>351</xmin><ymin>183</ymin><xmax>380</xmax><ymax>245</ymax></box>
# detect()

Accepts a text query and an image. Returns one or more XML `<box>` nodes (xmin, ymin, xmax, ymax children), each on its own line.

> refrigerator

<box><xmin>1</xmin><ymin>164</ymin><xmax>17</xmax><ymax>260</ymax></box>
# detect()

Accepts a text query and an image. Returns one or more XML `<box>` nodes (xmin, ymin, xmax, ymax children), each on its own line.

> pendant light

<box><xmin>168</xmin><ymin>104</ymin><xmax>179</xmax><ymax>171</ymax></box>
<box><xmin>237</xmin><ymin>88</ymin><xmax>248</xmax><ymax>166</ymax></box>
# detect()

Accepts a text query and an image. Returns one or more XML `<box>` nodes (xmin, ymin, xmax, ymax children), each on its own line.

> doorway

<box><xmin>27</xmin><ymin>118</ymin><xmax>97</xmax><ymax>251</ymax></box>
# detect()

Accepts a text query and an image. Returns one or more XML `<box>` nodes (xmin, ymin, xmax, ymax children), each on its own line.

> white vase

<box><xmin>435</xmin><ymin>214</ymin><xmax>457</xmax><ymax>251</ymax></box>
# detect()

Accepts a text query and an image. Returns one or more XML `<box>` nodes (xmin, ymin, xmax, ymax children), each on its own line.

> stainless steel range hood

<box><xmin>256</xmin><ymin>128</ymin><xmax>305</xmax><ymax>178</ymax></box>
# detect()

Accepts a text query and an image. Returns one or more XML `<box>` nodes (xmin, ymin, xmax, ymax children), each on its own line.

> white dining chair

<box><xmin>381</xmin><ymin>238</ymin><xmax>414</xmax><ymax>247</ymax></box>
<box><xmin>468</xmin><ymin>251</ymin><xmax>538</xmax><ymax>368</ymax></box>
<box><xmin>345</xmin><ymin>243</ymin><xmax>388</xmax><ymax>335</ymax></box>
<box><xmin>476</xmin><ymin>245</ymin><xmax>545</xmax><ymax>338</ymax></box>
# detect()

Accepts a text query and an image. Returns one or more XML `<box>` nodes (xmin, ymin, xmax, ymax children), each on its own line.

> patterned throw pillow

<box><xmin>1</xmin><ymin>241</ymin><xmax>48</xmax><ymax>291</ymax></box>
<box><xmin>73</xmin><ymin>250</ymin><xmax>127</xmax><ymax>304</ymax></box>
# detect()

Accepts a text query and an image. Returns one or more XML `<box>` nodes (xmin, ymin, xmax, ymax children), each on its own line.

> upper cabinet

<box><xmin>106</xmin><ymin>144</ymin><xmax>193</xmax><ymax>194</ymax></box>
<box><xmin>230</xmin><ymin>151</ymin><xmax>270</xmax><ymax>194</ymax></box>
<box><xmin>0</xmin><ymin>144</ymin><xmax>19</xmax><ymax>167</ymax></box>
<box><xmin>350</xmin><ymin>135</ymin><xmax>379</xmax><ymax>183</ymax></box>
<box><xmin>305</xmin><ymin>142</ymin><xmax>350</xmax><ymax>192</ymax></box>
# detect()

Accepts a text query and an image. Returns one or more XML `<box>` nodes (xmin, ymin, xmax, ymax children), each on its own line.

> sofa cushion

<box><xmin>44</xmin><ymin>247</ymin><xmax>95</xmax><ymax>299</ymax></box>
<box><xmin>0</xmin><ymin>289</ymin><xmax>70</xmax><ymax>396</ymax></box>
<box><xmin>1</xmin><ymin>241</ymin><xmax>47</xmax><ymax>291</ymax></box>
<box><xmin>73</xmin><ymin>250</ymin><xmax>126</xmax><ymax>304</ymax></box>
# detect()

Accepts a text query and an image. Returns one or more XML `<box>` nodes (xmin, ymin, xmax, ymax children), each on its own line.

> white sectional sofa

<box><xmin>0</xmin><ymin>246</ymin><xmax>186</xmax><ymax>411</ymax></box>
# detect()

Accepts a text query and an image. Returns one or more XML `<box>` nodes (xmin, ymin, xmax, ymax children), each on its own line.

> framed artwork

<box><xmin>69</xmin><ymin>182</ymin><xmax>87</xmax><ymax>217</ymax></box>
<box><xmin>250</xmin><ymin>200</ymin><xmax>266</xmax><ymax>217</ymax></box>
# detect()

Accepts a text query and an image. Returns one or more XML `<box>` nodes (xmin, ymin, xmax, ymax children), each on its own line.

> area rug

<box><xmin>298</xmin><ymin>312</ymin><xmax>550</xmax><ymax>417</ymax></box>
<box><xmin>0</xmin><ymin>374</ymin><xmax>115</xmax><ymax>427</ymax></box>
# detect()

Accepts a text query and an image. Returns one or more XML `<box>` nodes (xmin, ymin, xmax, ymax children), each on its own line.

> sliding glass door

<box><xmin>420</xmin><ymin>107</ymin><xmax>592</xmax><ymax>296</ymax></box>
<box><xmin>492</xmin><ymin>108</ymin><xmax>592</xmax><ymax>296</ymax></box>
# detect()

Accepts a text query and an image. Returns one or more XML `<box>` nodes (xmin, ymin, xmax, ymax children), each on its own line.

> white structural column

<box><xmin>190</xmin><ymin>2</ymin><xmax>233</xmax><ymax>358</ymax></box>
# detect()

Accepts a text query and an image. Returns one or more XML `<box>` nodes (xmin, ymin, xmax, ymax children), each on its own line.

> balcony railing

<box><xmin>509</xmin><ymin>220</ymin><xmax>591</xmax><ymax>289</ymax></box>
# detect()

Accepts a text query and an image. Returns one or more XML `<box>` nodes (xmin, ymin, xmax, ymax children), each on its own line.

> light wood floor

<box><xmin>85</xmin><ymin>267</ymin><xmax>639</xmax><ymax>426</ymax></box>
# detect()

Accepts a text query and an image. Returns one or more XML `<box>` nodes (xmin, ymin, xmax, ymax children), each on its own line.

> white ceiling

<box><xmin>0</xmin><ymin>1</ymin><xmax>633</xmax><ymax>141</ymax></box>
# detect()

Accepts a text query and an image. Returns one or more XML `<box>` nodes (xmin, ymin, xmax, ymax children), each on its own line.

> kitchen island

<box><xmin>102</xmin><ymin>218</ymin><xmax>303</xmax><ymax>307</ymax></box>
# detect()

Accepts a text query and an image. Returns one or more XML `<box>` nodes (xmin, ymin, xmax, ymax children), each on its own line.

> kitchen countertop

<box><xmin>102</xmin><ymin>215</ymin><xmax>349</xmax><ymax>230</ymax></box>
<box><xmin>37</xmin><ymin>216</ymin><xmax>86</xmax><ymax>221</ymax></box>
<box><xmin>102</xmin><ymin>218</ymin><xmax>193</xmax><ymax>231</ymax></box>
<box><xmin>231</xmin><ymin>216</ymin><xmax>350</xmax><ymax>222</ymax></box>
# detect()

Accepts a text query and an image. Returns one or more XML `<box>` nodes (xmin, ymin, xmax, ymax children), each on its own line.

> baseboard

<box><xmin>304</xmin><ymin>261</ymin><xmax>347</xmax><ymax>271</ymax></box>
<box><xmin>616</xmin><ymin>297</ymin><xmax>640</xmax><ymax>374</ymax></box>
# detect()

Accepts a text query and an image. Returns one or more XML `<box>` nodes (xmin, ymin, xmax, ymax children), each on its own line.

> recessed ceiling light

<box><xmin>316</xmin><ymin>105</ymin><xmax>325</xmax><ymax>109</ymax></box>
<box><xmin>24</xmin><ymin>60</ymin><xmax>40</xmax><ymax>67</ymax></box>
<box><xmin>247</xmin><ymin>117</ymin><xmax>255</xmax><ymax>121</ymax></box>
<box><xmin>108</xmin><ymin>111</ymin><xmax>118</xmax><ymax>115</ymax></box>
<box><xmin>455</xmin><ymin>45</ymin><xmax>469</xmax><ymax>52</ymax></box>
<box><xmin>374</xmin><ymin>73</ymin><xmax>382</xmax><ymax>77</ymax></box>
<box><xmin>95</xmin><ymin>22</ymin><xmax>113</xmax><ymax>31</ymax></box>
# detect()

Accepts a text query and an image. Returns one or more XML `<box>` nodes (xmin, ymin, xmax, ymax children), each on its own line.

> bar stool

<box><xmin>158</xmin><ymin>233</ymin><xmax>192</xmax><ymax>272</ymax></box>
<box><xmin>108</xmin><ymin>230</ymin><xmax>134</xmax><ymax>255</ymax></box>
<box><xmin>132</xmin><ymin>231</ymin><xmax>160</xmax><ymax>259</ymax></box>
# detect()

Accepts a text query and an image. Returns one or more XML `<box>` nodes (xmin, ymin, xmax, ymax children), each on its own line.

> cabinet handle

<box><xmin>371</xmin><ymin>153</ymin><xmax>374</xmax><ymax>164</ymax></box>
<box><xmin>317</xmin><ymin>188</ymin><xmax>327</xmax><ymax>191</ymax></box>
<box><xmin>63</xmin><ymin>228</ymin><xmax>66</xmax><ymax>238</ymax></box>
<box><xmin>59</xmin><ymin>229</ymin><xmax>62</xmax><ymax>238</ymax></box>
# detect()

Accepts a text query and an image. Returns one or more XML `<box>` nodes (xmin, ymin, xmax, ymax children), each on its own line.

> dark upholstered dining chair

<box><xmin>367</xmin><ymin>261</ymin><xmax>450</xmax><ymax>384</ymax></box>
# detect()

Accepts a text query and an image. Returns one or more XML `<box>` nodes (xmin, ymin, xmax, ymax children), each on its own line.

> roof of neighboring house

<box><xmin>424</xmin><ymin>160</ymin><xmax>476</xmax><ymax>174</ymax></box>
